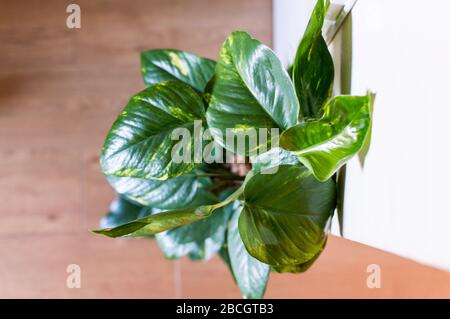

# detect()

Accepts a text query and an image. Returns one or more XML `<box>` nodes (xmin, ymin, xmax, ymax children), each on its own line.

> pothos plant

<box><xmin>94</xmin><ymin>0</ymin><xmax>374</xmax><ymax>299</ymax></box>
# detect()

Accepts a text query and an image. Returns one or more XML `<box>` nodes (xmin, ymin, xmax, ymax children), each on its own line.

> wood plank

<box><xmin>0</xmin><ymin>235</ymin><xmax>176</xmax><ymax>298</ymax></box>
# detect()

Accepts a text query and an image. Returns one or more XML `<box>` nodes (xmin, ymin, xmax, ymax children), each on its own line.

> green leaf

<box><xmin>292</xmin><ymin>0</ymin><xmax>334</xmax><ymax>120</ymax></box>
<box><xmin>280</xmin><ymin>93</ymin><xmax>373</xmax><ymax>181</ymax></box>
<box><xmin>93</xmin><ymin>207</ymin><xmax>210</xmax><ymax>238</ymax></box>
<box><xmin>272</xmin><ymin>239</ymin><xmax>327</xmax><ymax>273</ymax></box>
<box><xmin>216</xmin><ymin>188</ymin><xmax>241</xmax><ymax>282</ymax></box>
<box><xmin>106</xmin><ymin>173</ymin><xmax>216</xmax><ymax>210</ymax></box>
<box><xmin>100</xmin><ymin>196</ymin><xmax>149</xmax><ymax>229</ymax></box>
<box><xmin>358</xmin><ymin>93</ymin><xmax>376</xmax><ymax>167</ymax></box>
<box><xmin>336</xmin><ymin>166</ymin><xmax>346</xmax><ymax>236</ymax></box>
<box><xmin>203</xmin><ymin>75</ymin><xmax>215</xmax><ymax>105</ymax></box>
<box><xmin>251</xmin><ymin>147</ymin><xmax>300</xmax><ymax>174</ymax></box>
<box><xmin>238</xmin><ymin>165</ymin><xmax>336</xmax><ymax>266</ymax></box>
<box><xmin>219</xmin><ymin>241</ymin><xmax>235</xmax><ymax>282</ymax></box>
<box><xmin>100</xmin><ymin>81</ymin><xmax>206</xmax><ymax>180</ymax></box>
<box><xmin>155</xmin><ymin>189</ymin><xmax>234</xmax><ymax>260</ymax></box>
<box><xmin>227</xmin><ymin>203</ymin><xmax>270</xmax><ymax>299</ymax></box>
<box><xmin>93</xmin><ymin>185</ymin><xmax>244</xmax><ymax>238</ymax></box>
<box><xmin>141</xmin><ymin>49</ymin><xmax>216</xmax><ymax>92</ymax></box>
<box><xmin>206</xmin><ymin>31</ymin><xmax>299</xmax><ymax>156</ymax></box>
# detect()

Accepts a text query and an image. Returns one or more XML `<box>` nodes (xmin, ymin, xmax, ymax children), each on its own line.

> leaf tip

<box><xmin>366</xmin><ymin>90</ymin><xmax>376</xmax><ymax>107</ymax></box>
<box><xmin>91</xmin><ymin>228</ymin><xmax>114</xmax><ymax>237</ymax></box>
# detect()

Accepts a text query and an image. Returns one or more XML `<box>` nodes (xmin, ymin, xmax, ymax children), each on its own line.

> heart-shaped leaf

<box><xmin>93</xmin><ymin>184</ymin><xmax>244</xmax><ymax>238</ymax></box>
<box><xmin>292</xmin><ymin>0</ymin><xmax>334</xmax><ymax>120</ymax></box>
<box><xmin>106</xmin><ymin>172</ymin><xmax>216</xmax><ymax>210</ymax></box>
<box><xmin>280</xmin><ymin>93</ymin><xmax>374</xmax><ymax>181</ymax></box>
<box><xmin>141</xmin><ymin>49</ymin><xmax>216</xmax><ymax>92</ymax></box>
<box><xmin>238</xmin><ymin>165</ymin><xmax>336</xmax><ymax>266</ymax></box>
<box><xmin>100</xmin><ymin>81</ymin><xmax>206</xmax><ymax>180</ymax></box>
<box><xmin>206</xmin><ymin>31</ymin><xmax>299</xmax><ymax>156</ymax></box>
<box><xmin>227</xmin><ymin>202</ymin><xmax>270</xmax><ymax>299</ymax></box>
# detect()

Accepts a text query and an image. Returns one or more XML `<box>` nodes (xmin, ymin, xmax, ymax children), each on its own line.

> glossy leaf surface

<box><xmin>219</xmin><ymin>242</ymin><xmax>235</xmax><ymax>282</ymax></box>
<box><xmin>358</xmin><ymin>94</ymin><xmax>375</xmax><ymax>167</ymax></box>
<box><xmin>292</xmin><ymin>0</ymin><xmax>334</xmax><ymax>120</ymax></box>
<box><xmin>227</xmin><ymin>203</ymin><xmax>269</xmax><ymax>299</ymax></box>
<box><xmin>107</xmin><ymin>173</ymin><xmax>215</xmax><ymax>210</ymax></box>
<box><xmin>100</xmin><ymin>196</ymin><xmax>148</xmax><ymax>229</ymax></box>
<box><xmin>238</xmin><ymin>165</ymin><xmax>336</xmax><ymax>266</ymax></box>
<box><xmin>280</xmin><ymin>94</ymin><xmax>373</xmax><ymax>181</ymax></box>
<box><xmin>217</xmin><ymin>189</ymin><xmax>240</xmax><ymax>283</ymax></box>
<box><xmin>251</xmin><ymin>147</ymin><xmax>300</xmax><ymax>174</ymax></box>
<box><xmin>206</xmin><ymin>31</ymin><xmax>299</xmax><ymax>155</ymax></box>
<box><xmin>141</xmin><ymin>49</ymin><xmax>216</xmax><ymax>92</ymax></box>
<box><xmin>100</xmin><ymin>81</ymin><xmax>205</xmax><ymax>180</ymax></box>
<box><xmin>272</xmin><ymin>239</ymin><xmax>326</xmax><ymax>273</ymax></box>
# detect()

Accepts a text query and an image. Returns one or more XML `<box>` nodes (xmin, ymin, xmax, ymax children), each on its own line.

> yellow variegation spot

<box><xmin>169</xmin><ymin>52</ymin><xmax>189</xmax><ymax>76</ymax></box>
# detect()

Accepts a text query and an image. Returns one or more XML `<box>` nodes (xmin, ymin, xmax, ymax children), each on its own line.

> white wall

<box><xmin>273</xmin><ymin>0</ymin><xmax>316</xmax><ymax>66</ymax></box>
<box><xmin>273</xmin><ymin>0</ymin><xmax>450</xmax><ymax>271</ymax></box>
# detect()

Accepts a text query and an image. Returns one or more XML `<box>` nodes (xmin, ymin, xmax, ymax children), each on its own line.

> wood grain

<box><xmin>0</xmin><ymin>0</ymin><xmax>449</xmax><ymax>298</ymax></box>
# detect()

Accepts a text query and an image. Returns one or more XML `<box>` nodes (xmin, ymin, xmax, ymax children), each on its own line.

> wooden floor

<box><xmin>0</xmin><ymin>0</ymin><xmax>449</xmax><ymax>298</ymax></box>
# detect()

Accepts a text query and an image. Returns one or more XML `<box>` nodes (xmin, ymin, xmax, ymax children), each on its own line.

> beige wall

<box><xmin>0</xmin><ymin>0</ymin><xmax>449</xmax><ymax>298</ymax></box>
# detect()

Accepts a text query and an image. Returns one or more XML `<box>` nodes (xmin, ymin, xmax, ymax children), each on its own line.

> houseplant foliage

<box><xmin>95</xmin><ymin>0</ymin><xmax>373</xmax><ymax>298</ymax></box>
